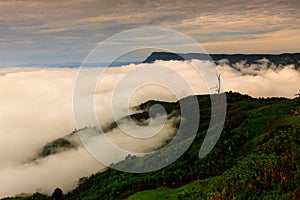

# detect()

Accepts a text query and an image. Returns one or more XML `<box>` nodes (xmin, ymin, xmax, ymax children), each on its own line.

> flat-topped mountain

<box><xmin>143</xmin><ymin>52</ymin><xmax>300</xmax><ymax>69</ymax></box>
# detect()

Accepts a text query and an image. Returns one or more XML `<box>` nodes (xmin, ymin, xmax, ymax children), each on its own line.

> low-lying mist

<box><xmin>0</xmin><ymin>59</ymin><xmax>300</xmax><ymax>198</ymax></box>
<box><xmin>216</xmin><ymin>58</ymin><xmax>300</xmax><ymax>98</ymax></box>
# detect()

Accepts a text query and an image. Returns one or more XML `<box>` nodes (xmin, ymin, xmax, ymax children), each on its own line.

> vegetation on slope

<box><xmin>2</xmin><ymin>92</ymin><xmax>300</xmax><ymax>200</ymax></box>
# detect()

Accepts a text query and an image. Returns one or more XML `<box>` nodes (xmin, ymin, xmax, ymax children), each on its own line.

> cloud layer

<box><xmin>217</xmin><ymin>59</ymin><xmax>300</xmax><ymax>98</ymax></box>
<box><xmin>0</xmin><ymin>60</ymin><xmax>300</xmax><ymax>197</ymax></box>
<box><xmin>0</xmin><ymin>0</ymin><xmax>299</xmax><ymax>66</ymax></box>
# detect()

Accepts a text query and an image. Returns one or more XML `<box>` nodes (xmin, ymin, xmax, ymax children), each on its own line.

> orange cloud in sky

<box><xmin>203</xmin><ymin>29</ymin><xmax>300</xmax><ymax>54</ymax></box>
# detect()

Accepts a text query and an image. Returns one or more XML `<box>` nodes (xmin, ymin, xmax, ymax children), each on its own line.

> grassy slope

<box><xmin>3</xmin><ymin>92</ymin><xmax>300</xmax><ymax>200</ymax></box>
<box><xmin>64</xmin><ymin>93</ymin><xmax>300</xmax><ymax>199</ymax></box>
<box><xmin>128</xmin><ymin>94</ymin><xmax>300</xmax><ymax>200</ymax></box>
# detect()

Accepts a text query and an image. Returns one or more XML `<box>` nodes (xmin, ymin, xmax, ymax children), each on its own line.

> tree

<box><xmin>295</xmin><ymin>91</ymin><xmax>300</xmax><ymax>103</ymax></box>
<box><xmin>51</xmin><ymin>188</ymin><xmax>63</xmax><ymax>200</ymax></box>
<box><xmin>211</xmin><ymin>73</ymin><xmax>221</xmax><ymax>94</ymax></box>
<box><xmin>77</xmin><ymin>176</ymin><xmax>88</xmax><ymax>187</ymax></box>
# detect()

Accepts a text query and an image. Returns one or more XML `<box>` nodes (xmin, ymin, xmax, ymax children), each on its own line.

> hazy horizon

<box><xmin>0</xmin><ymin>0</ymin><xmax>299</xmax><ymax>66</ymax></box>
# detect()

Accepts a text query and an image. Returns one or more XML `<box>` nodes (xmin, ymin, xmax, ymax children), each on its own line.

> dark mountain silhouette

<box><xmin>143</xmin><ymin>52</ymin><xmax>300</xmax><ymax>69</ymax></box>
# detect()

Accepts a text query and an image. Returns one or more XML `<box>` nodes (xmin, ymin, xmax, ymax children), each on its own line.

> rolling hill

<box><xmin>3</xmin><ymin>92</ymin><xmax>300</xmax><ymax>200</ymax></box>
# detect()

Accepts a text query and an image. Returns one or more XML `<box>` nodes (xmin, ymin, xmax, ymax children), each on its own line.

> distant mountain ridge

<box><xmin>17</xmin><ymin>53</ymin><xmax>300</xmax><ymax>69</ymax></box>
<box><xmin>18</xmin><ymin>61</ymin><xmax>141</xmax><ymax>68</ymax></box>
<box><xmin>143</xmin><ymin>52</ymin><xmax>300</xmax><ymax>69</ymax></box>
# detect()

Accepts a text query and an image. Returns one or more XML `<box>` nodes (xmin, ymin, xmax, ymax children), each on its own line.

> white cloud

<box><xmin>0</xmin><ymin>60</ymin><xmax>300</xmax><ymax>197</ymax></box>
<box><xmin>217</xmin><ymin>61</ymin><xmax>300</xmax><ymax>98</ymax></box>
<box><xmin>1</xmin><ymin>0</ymin><xmax>300</xmax><ymax>66</ymax></box>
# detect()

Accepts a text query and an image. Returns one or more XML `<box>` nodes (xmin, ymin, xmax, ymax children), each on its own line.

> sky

<box><xmin>0</xmin><ymin>0</ymin><xmax>299</xmax><ymax>66</ymax></box>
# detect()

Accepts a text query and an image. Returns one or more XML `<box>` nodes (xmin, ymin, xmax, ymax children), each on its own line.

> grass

<box><xmin>3</xmin><ymin>92</ymin><xmax>300</xmax><ymax>200</ymax></box>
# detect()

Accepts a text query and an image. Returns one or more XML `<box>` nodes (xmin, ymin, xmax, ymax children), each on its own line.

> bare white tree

<box><xmin>211</xmin><ymin>73</ymin><xmax>221</xmax><ymax>94</ymax></box>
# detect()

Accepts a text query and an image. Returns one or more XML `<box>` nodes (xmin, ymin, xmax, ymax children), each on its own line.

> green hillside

<box><xmin>3</xmin><ymin>92</ymin><xmax>300</xmax><ymax>200</ymax></box>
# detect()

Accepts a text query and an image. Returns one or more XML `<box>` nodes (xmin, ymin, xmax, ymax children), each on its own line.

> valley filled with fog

<box><xmin>0</xmin><ymin>59</ymin><xmax>300</xmax><ymax>197</ymax></box>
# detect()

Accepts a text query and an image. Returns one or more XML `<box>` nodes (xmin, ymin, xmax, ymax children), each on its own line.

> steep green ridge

<box><xmin>3</xmin><ymin>92</ymin><xmax>300</xmax><ymax>200</ymax></box>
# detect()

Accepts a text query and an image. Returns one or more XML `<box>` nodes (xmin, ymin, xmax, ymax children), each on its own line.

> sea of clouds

<box><xmin>0</xmin><ymin>59</ymin><xmax>300</xmax><ymax>198</ymax></box>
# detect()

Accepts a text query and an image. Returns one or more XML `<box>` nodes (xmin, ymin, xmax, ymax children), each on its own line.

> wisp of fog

<box><xmin>0</xmin><ymin>59</ymin><xmax>300</xmax><ymax>198</ymax></box>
